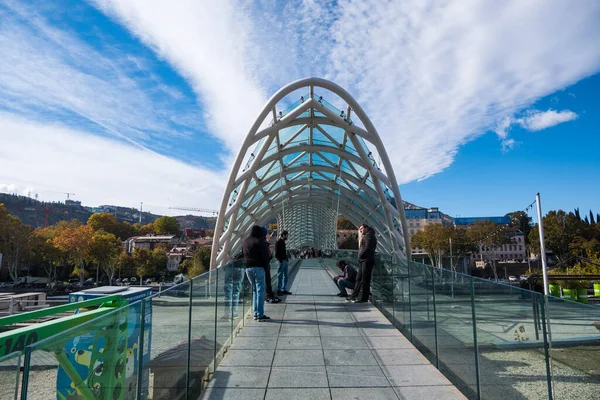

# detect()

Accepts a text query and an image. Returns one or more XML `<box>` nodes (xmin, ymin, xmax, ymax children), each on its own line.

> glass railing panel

<box><xmin>371</xmin><ymin>254</ymin><xmax>394</xmax><ymax>319</ymax></box>
<box><xmin>546</xmin><ymin>296</ymin><xmax>600</xmax><ymax>398</ymax></box>
<box><xmin>187</xmin><ymin>271</ymin><xmax>216</xmax><ymax>397</ymax></box>
<box><xmin>23</xmin><ymin>303</ymin><xmax>142</xmax><ymax>400</ymax></box>
<box><xmin>472</xmin><ymin>277</ymin><xmax>549</xmax><ymax>399</ymax></box>
<box><xmin>148</xmin><ymin>281</ymin><xmax>191</xmax><ymax>399</ymax></box>
<box><xmin>391</xmin><ymin>259</ymin><xmax>411</xmax><ymax>338</ymax></box>
<box><xmin>433</xmin><ymin>269</ymin><xmax>478</xmax><ymax>398</ymax></box>
<box><xmin>408</xmin><ymin>261</ymin><xmax>437</xmax><ymax>364</ymax></box>
<box><xmin>0</xmin><ymin>351</ymin><xmax>21</xmax><ymax>400</ymax></box>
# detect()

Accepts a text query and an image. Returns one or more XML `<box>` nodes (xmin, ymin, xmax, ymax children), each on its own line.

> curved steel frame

<box><xmin>210</xmin><ymin>77</ymin><xmax>411</xmax><ymax>269</ymax></box>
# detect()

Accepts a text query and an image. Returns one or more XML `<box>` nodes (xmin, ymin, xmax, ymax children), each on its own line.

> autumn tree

<box><xmin>410</xmin><ymin>224</ymin><xmax>453</xmax><ymax>268</ymax></box>
<box><xmin>0</xmin><ymin>204</ymin><xmax>32</xmax><ymax>282</ymax></box>
<box><xmin>90</xmin><ymin>231</ymin><xmax>122</xmax><ymax>284</ymax></box>
<box><xmin>53</xmin><ymin>222</ymin><xmax>94</xmax><ymax>282</ymax></box>
<box><xmin>28</xmin><ymin>226</ymin><xmax>66</xmax><ymax>282</ymax></box>
<box><xmin>139</xmin><ymin>223</ymin><xmax>155</xmax><ymax>235</ymax></box>
<box><xmin>133</xmin><ymin>247</ymin><xmax>167</xmax><ymax>283</ymax></box>
<box><xmin>468</xmin><ymin>220</ymin><xmax>507</xmax><ymax>280</ymax></box>
<box><xmin>153</xmin><ymin>216</ymin><xmax>180</xmax><ymax>235</ymax></box>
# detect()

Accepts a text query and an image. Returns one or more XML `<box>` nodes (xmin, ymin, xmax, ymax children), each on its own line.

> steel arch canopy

<box><xmin>210</xmin><ymin>77</ymin><xmax>411</xmax><ymax>269</ymax></box>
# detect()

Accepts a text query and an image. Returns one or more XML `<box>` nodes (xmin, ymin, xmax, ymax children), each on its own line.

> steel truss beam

<box><xmin>210</xmin><ymin>78</ymin><xmax>411</xmax><ymax>269</ymax></box>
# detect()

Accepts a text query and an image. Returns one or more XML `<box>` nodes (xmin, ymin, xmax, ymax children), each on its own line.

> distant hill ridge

<box><xmin>0</xmin><ymin>193</ymin><xmax>216</xmax><ymax>229</ymax></box>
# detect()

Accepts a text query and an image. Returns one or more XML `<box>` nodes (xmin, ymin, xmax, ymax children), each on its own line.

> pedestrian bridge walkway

<box><xmin>201</xmin><ymin>259</ymin><xmax>465</xmax><ymax>400</ymax></box>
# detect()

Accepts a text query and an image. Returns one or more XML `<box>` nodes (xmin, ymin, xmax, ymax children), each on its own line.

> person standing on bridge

<box><xmin>276</xmin><ymin>230</ymin><xmax>293</xmax><ymax>296</ymax></box>
<box><xmin>347</xmin><ymin>224</ymin><xmax>377</xmax><ymax>303</ymax></box>
<box><xmin>243</xmin><ymin>225</ymin><xmax>271</xmax><ymax>321</ymax></box>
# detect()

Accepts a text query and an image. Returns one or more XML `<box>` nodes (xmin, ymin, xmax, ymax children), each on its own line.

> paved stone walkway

<box><xmin>200</xmin><ymin>259</ymin><xmax>465</xmax><ymax>400</ymax></box>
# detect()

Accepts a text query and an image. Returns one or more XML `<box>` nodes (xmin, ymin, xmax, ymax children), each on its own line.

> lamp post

<box><xmin>536</xmin><ymin>193</ymin><xmax>549</xmax><ymax>296</ymax></box>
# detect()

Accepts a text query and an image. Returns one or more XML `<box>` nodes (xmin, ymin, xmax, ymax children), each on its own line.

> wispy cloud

<box><xmin>94</xmin><ymin>0</ymin><xmax>600</xmax><ymax>184</ymax></box>
<box><xmin>0</xmin><ymin>114</ymin><xmax>226</xmax><ymax>214</ymax></box>
<box><xmin>519</xmin><ymin>109</ymin><xmax>579</xmax><ymax>132</ymax></box>
<box><xmin>0</xmin><ymin>1</ymin><xmax>219</xmax><ymax>165</ymax></box>
<box><xmin>494</xmin><ymin>109</ymin><xmax>579</xmax><ymax>141</ymax></box>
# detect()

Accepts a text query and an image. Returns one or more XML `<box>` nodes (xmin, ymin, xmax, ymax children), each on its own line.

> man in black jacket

<box><xmin>347</xmin><ymin>224</ymin><xmax>377</xmax><ymax>303</ymax></box>
<box><xmin>243</xmin><ymin>225</ymin><xmax>271</xmax><ymax>321</ymax></box>
<box><xmin>275</xmin><ymin>230</ymin><xmax>292</xmax><ymax>295</ymax></box>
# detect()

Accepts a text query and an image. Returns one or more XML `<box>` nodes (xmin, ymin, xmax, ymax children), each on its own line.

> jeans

<box><xmin>246</xmin><ymin>267</ymin><xmax>266</xmax><ymax>318</ymax></box>
<box><xmin>224</xmin><ymin>266</ymin><xmax>244</xmax><ymax>317</ymax></box>
<box><xmin>277</xmin><ymin>260</ymin><xmax>289</xmax><ymax>291</ymax></box>
<box><xmin>336</xmin><ymin>278</ymin><xmax>354</xmax><ymax>296</ymax></box>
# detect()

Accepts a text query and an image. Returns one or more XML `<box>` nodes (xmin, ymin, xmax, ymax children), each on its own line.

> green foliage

<box><xmin>153</xmin><ymin>216</ymin><xmax>180</xmax><ymax>234</ymax></box>
<box><xmin>506</xmin><ymin>211</ymin><xmax>533</xmax><ymax>243</ymax></box>
<box><xmin>0</xmin><ymin>204</ymin><xmax>33</xmax><ymax>282</ymax></box>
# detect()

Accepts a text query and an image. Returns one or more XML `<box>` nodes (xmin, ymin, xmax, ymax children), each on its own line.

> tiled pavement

<box><xmin>200</xmin><ymin>259</ymin><xmax>466</xmax><ymax>400</ymax></box>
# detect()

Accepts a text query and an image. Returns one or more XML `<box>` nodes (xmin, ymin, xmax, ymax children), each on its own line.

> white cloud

<box><xmin>519</xmin><ymin>109</ymin><xmax>579</xmax><ymax>132</ymax></box>
<box><xmin>0</xmin><ymin>2</ymin><xmax>208</xmax><ymax>159</ymax></box>
<box><xmin>93</xmin><ymin>0</ymin><xmax>600</xmax><ymax>184</ymax></box>
<box><xmin>0</xmin><ymin>114</ymin><xmax>226</xmax><ymax>216</ymax></box>
<box><xmin>493</xmin><ymin>109</ymin><xmax>578</xmax><ymax>145</ymax></box>
<box><xmin>501</xmin><ymin>139</ymin><xmax>518</xmax><ymax>153</ymax></box>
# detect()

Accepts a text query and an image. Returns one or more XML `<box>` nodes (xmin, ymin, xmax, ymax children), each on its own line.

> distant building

<box><xmin>183</xmin><ymin>228</ymin><xmax>206</xmax><ymax>239</ymax></box>
<box><xmin>404</xmin><ymin>206</ymin><xmax>453</xmax><ymax>257</ymax></box>
<box><xmin>126</xmin><ymin>235</ymin><xmax>178</xmax><ymax>253</ymax></box>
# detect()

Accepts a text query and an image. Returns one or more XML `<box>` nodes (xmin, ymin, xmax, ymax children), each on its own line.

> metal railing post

<box><xmin>136</xmin><ymin>300</ymin><xmax>146</xmax><ymax>400</ymax></box>
<box><xmin>186</xmin><ymin>280</ymin><xmax>193</xmax><ymax>400</ymax></box>
<box><xmin>431</xmin><ymin>269</ymin><xmax>439</xmax><ymax>369</ymax></box>
<box><xmin>469</xmin><ymin>276</ymin><xmax>481</xmax><ymax>399</ymax></box>
<box><xmin>408</xmin><ymin>261</ymin><xmax>413</xmax><ymax>342</ymax></box>
<box><xmin>539</xmin><ymin>295</ymin><xmax>554</xmax><ymax>399</ymax></box>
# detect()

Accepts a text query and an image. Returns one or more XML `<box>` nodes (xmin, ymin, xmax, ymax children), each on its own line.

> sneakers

<box><xmin>278</xmin><ymin>290</ymin><xmax>293</xmax><ymax>295</ymax></box>
<box><xmin>345</xmin><ymin>298</ymin><xmax>354</xmax><ymax>302</ymax></box>
<box><xmin>352</xmin><ymin>299</ymin><xmax>367</xmax><ymax>303</ymax></box>
<box><xmin>256</xmin><ymin>315</ymin><xmax>271</xmax><ymax>321</ymax></box>
<box><xmin>266</xmin><ymin>297</ymin><xmax>282</xmax><ymax>303</ymax></box>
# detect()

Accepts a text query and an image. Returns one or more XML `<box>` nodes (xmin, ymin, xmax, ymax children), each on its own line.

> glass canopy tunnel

<box><xmin>210</xmin><ymin>78</ymin><xmax>411</xmax><ymax>269</ymax></box>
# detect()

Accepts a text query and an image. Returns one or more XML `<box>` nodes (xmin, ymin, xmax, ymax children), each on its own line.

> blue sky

<box><xmin>1</xmin><ymin>0</ymin><xmax>599</xmax><ymax>218</ymax></box>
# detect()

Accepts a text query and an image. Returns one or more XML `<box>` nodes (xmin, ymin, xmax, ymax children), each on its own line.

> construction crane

<box><xmin>45</xmin><ymin>191</ymin><xmax>76</xmax><ymax>201</ymax></box>
<box><xmin>169</xmin><ymin>206</ymin><xmax>219</xmax><ymax>215</ymax></box>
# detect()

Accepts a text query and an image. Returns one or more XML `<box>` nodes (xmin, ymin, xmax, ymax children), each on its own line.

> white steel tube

<box><xmin>536</xmin><ymin>192</ymin><xmax>549</xmax><ymax>295</ymax></box>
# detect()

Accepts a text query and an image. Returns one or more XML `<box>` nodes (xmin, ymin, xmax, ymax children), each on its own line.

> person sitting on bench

<box><xmin>333</xmin><ymin>260</ymin><xmax>356</xmax><ymax>298</ymax></box>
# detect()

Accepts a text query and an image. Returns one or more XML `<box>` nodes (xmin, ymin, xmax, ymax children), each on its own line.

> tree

<box><xmin>90</xmin><ymin>231</ymin><xmax>122</xmax><ymax>284</ymax></box>
<box><xmin>133</xmin><ymin>247</ymin><xmax>167</xmax><ymax>283</ymax></box>
<box><xmin>0</xmin><ymin>204</ymin><xmax>32</xmax><ymax>283</ymax></box>
<box><xmin>448</xmin><ymin>228</ymin><xmax>477</xmax><ymax>272</ymax></box>
<box><xmin>133</xmin><ymin>248</ymin><xmax>156</xmax><ymax>283</ymax></box>
<box><xmin>506</xmin><ymin>211</ymin><xmax>533</xmax><ymax>243</ymax></box>
<box><xmin>53</xmin><ymin>222</ymin><xmax>94</xmax><ymax>282</ymax></box>
<box><xmin>410</xmin><ymin>224</ymin><xmax>452</xmax><ymax>268</ymax></box>
<box><xmin>468</xmin><ymin>220</ymin><xmax>507</xmax><ymax>280</ymax></box>
<box><xmin>28</xmin><ymin>226</ymin><xmax>66</xmax><ymax>283</ymax></box>
<box><xmin>529</xmin><ymin>210</ymin><xmax>582</xmax><ymax>264</ymax></box>
<box><xmin>88</xmin><ymin>212</ymin><xmax>119</xmax><ymax>234</ymax></box>
<box><xmin>139</xmin><ymin>223</ymin><xmax>154</xmax><ymax>235</ymax></box>
<box><xmin>153</xmin><ymin>216</ymin><xmax>180</xmax><ymax>235</ymax></box>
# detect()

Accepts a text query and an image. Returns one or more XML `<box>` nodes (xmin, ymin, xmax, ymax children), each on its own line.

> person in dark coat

<box><xmin>275</xmin><ymin>230</ymin><xmax>292</xmax><ymax>295</ymax></box>
<box><xmin>263</xmin><ymin>228</ymin><xmax>281</xmax><ymax>303</ymax></box>
<box><xmin>347</xmin><ymin>224</ymin><xmax>377</xmax><ymax>303</ymax></box>
<box><xmin>243</xmin><ymin>225</ymin><xmax>271</xmax><ymax>321</ymax></box>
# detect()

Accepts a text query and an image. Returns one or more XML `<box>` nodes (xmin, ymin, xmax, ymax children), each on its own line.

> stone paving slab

<box><xmin>199</xmin><ymin>259</ymin><xmax>466</xmax><ymax>400</ymax></box>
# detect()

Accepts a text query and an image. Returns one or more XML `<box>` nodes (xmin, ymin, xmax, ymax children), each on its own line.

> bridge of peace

<box><xmin>1</xmin><ymin>78</ymin><xmax>598</xmax><ymax>400</ymax></box>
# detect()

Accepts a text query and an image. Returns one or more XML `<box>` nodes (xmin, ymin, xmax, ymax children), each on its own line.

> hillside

<box><xmin>0</xmin><ymin>193</ymin><xmax>216</xmax><ymax>229</ymax></box>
